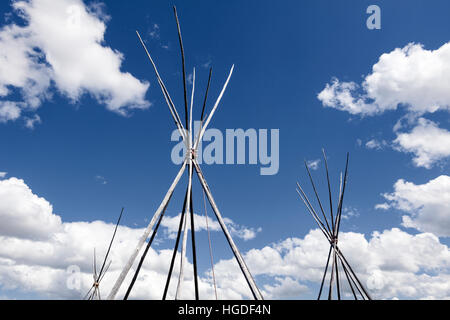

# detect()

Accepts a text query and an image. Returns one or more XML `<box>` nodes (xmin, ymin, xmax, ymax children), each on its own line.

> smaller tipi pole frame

<box><xmin>84</xmin><ymin>208</ymin><xmax>124</xmax><ymax>300</ymax></box>
<box><xmin>296</xmin><ymin>151</ymin><xmax>372</xmax><ymax>300</ymax></box>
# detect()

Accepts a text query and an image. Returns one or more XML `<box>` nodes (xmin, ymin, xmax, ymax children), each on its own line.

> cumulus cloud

<box><xmin>0</xmin><ymin>178</ymin><xmax>62</xmax><ymax>240</ymax></box>
<box><xmin>0</xmin><ymin>176</ymin><xmax>262</xmax><ymax>299</ymax></box>
<box><xmin>215</xmin><ymin>228</ymin><xmax>450</xmax><ymax>299</ymax></box>
<box><xmin>318</xmin><ymin>42</ymin><xmax>450</xmax><ymax>116</ymax></box>
<box><xmin>377</xmin><ymin>175</ymin><xmax>450</xmax><ymax>237</ymax></box>
<box><xmin>263</xmin><ymin>277</ymin><xmax>309</xmax><ymax>299</ymax></box>
<box><xmin>393</xmin><ymin>118</ymin><xmax>450</xmax><ymax>168</ymax></box>
<box><xmin>2</xmin><ymin>176</ymin><xmax>450</xmax><ymax>300</ymax></box>
<box><xmin>161</xmin><ymin>213</ymin><xmax>261</xmax><ymax>241</ymax></box>
<box><xmin>318</xmin><ymin>79</ymin><xmax>377</xmax><ymax>115</ymax></box>
<box><xmin>0</xmin><ymin>172</ymin><xmax>7</xmax><ymax>179</ymax></box>
<box><xmin>0</xmin><ymin>0</ymin><xmax>150</xmax><ymax>124</ymax></box>
<box><xmin>318</xmin><ymin>41</ymin><xmax>450</xmax><ymax>167</ymax></box>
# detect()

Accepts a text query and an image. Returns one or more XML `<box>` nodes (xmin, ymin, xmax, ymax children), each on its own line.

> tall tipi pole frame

<box><xmin>84</xmin><ymin>208</ymin><xmax>124</xmax><ymax>300</ymax></box>
<box><xmin>107</xmin><ymin>7</ymin><xmax>263</xmax><ymax>300</ymax></box>
<box><xmin>296</xmin><ymin>150</ymin><xmax>372</xmax><ymax>300</ymax></box>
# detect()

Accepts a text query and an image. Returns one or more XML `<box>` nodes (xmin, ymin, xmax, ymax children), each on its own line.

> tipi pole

<box><xmin>202</xmin><ymin>189</ymin><xmax>218</xmax><ymax>299</ymax></box>
<box><xmin>200</xmin><ymin>68</ymin><xmax>212</xmax><ymax>123</ymax></box>
<box><xmin>175</xmin><ymin>67</ymin><xmax>198</xmax><ymax>299</ymax></box>
<box><xmin>107</xmin><ymin>161</ymin><xmax>187</xmax><ymax>300</ymax></box>
<box><xmin>173</xmin><ymin>6</ymin><xmax>189</xmax><ymax>131</ymax></box>
<box><xmin>328</xmin><ymin>247</ymin><xmax>336</xmax><ymax>300</ymax></box>
<box><xmin>296</xmin><ymin>185</ymin><xmax>332</xmax><ymax>239</ymax></box>
<box><xmin>124</xmin><ymin>194</ymin><xmax>172</xmax><ymax>300</ymax></box>
<box><xmin>98</xmin><ymin>208</ymin><xmax>124</xmax><ymax>279</ymax></box>
<box><xmin>322</xmin><ymin>149</ymin><xmax>335</xmax><ymax>231</ymax></box>
<box><xmin>194</xmin><ymin>65</ymin><xmax>234</xmax><ymax>150</ymax></box>
<box><xmin>317</xmin><ymin>245</ymin><xmax>332</xmax><ymax>300</ymax></box>
<box><xmin>335</xmin><ymin>155</ymin><xmax>349</xmax><ymax>236</ymax></box>
<box><xmin>163</xmin><ymin>186</ymin><xmax>189</xmax><ymax>300</ymax></box>
<box><xmin>175</xmin><ymin>161</ymin><xmax>194</xmax><ymax>299</ymax></box>
<box><xmin>188</xmin><ymin>68</ymin><xmax>199</xmax><ymax>299</ymax></box>
<box><xmin>190</xmin><ymin>180</ymin><xmax>199</xmax><ymax>299</ymax></box>
<box><xmin>196</xmin><ymin>68</ymin><xmax>213</xmax><ymax>144</ymax></box>
<box><xmin>193</xmin><ymin>160</ymin><xmax>263</xmax><ymax>300</ymax></box>
<box><xmin>334</xmin><ymin>249</ymin><xmax>341</xmax><ymax>300</ymax></box>
<box><xmin>339</xmin><ymin>256</ymin><xmax>358</xmax><ymax>300</ymax></box>
<box><xmin>83</xmin><ymin>286</ymin><xmax>94</xmax><ymax>300</ymax></box>
<box><xmin>136</xmin><ymin>31</ymin><xmax>188</xmax><ymax>145</ymax></box>
<box><xmin>337</xmin><ymin>253</ymin><xmax>364</xmax><ymax>299</ymax></box>
<box><xmin>304</xmin><ymin>161</ymin><xmax>332</xmax><ymax>234</ymax></box>
<box><xmin>175</xmin><ymin>199</ymin><xmax>189</xmax><ymax>299</ymax></box>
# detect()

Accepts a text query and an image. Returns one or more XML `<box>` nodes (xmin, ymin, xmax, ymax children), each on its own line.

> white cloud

<box><xmin>0</xmin><ymin>0</ymin><xmax>150</xmax><ymax>124</ymax></box>
<box><xmin>187</xmin><ymin>72</ymin><xmax>193</xmax><ymax>85</ymax></box>
<box><xmin>306</xmin><ymin>159</ymin><xmax>320</xmax><ymax>170</ymax></box>
<box><xmin>366</xmin><ymin>139</ymin><xmax>388</xmax><ymax>150</ymax></box>
<box><xmin>356</xmin><ymin>138</ymin><xmax>363</xmax><ymax>147</ymax></box>
<box><xmin>148</xmin><ymin>23</ymin><xmax>160</xmax><ymax>39</ymax></box>
<box><xmin>2</xmin><ymin>175</ymin><xmax>450</xmax><ymax>300</ymax></box>
<box><xmin>24</xmin><ymin>114</ymin><xmax>41</xmax><ymax>129</ymax></box>
<box><xmin>375</xmin><ymin>203</ymin><xmax>390</xmax><ymax>210</ymax></box>
<box><xmin>393</xmin><ymin>118</ymin><xmax>450</xmax><ymax>168</ymax></box>
<box><xmin>215</xmin><ymin>228</ymin><xmax>450</xmax><ymax>299</ymax></box>
<box><xmin>378</xmin><ymin>175</ymin><xmax>450</xmax><ymax>237</ymax></box>
<box><xmin>0</xmin><ymin>177</ymin><xmax>62</xmax><ymax>240</ymax></box>
<box><xmin>318</xmin><ymin>42</ymin><xmax>450</xmax><ymax>116</ymax></box>
<box><xmin>341</xmin><ymin>206</ymin><xmax>360</xmax><ymax>220</ymax></box>
<box><xmin>263</xmin><ymin>277</ymin><xmax>309</xmax><ymax>299</ymax></box>
<box><xmin>0</xmin><ymin>172</ymin><xmax>7</xmax><ymax>179</ymax></box>
<box><xmin>0</xmin><ymin>176</ymin><xmax>262</xmax><ymax>299</ymax></box>
<box><xmin>0</xmin><ymin>102</ymin><xmax>22</xmax><ymax>123</ymax></box>
<box><xmin>161</xmin><ymin>213</ymin><xmax>261</xmax><ymax>241</ymax></box>
<box><xmin>318</xmin><ymin>41</ymin><xmax>450</xmax><ymax>167</ymax></box>
<box><xmin>94</xmin><ymin>175</ymin><xmax>107</xmax><ymax>185</ymax></box>
<box><xmin>202</xmin><ymin>59</ymin><xmax>212</xmax><ymax>69</ymax></box>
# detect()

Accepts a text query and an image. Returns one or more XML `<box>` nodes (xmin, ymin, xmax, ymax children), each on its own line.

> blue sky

<box><xmin>1</xmin><ymin>0</ymin><xmax>450</xmax><ymax>300</ymax></box>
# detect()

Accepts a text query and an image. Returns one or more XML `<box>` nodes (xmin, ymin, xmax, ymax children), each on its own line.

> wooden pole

<box><xmin>317</xmin><ymin>245</ymin><xmax>332</xmax><ymax>300</ymax></box>
<box><xmin>136</xmin><ymin>31</ymin><xmax>188</xmax><ymax>146</ymax></box>
<box><xmin>124</xmin><ymin>196</ymin><xmax>171</xmax><ymax>299</ymax></box>
<box><xmin>175</xmin><ymin>161</ymin><xmax>194</xmax><ymax>299</ymax></box>
<box><xmin>173</xmin><ymin>6</ymin><xmax>189</xmax><ymax>131</ymax></box>
<box><xmin>194</xmin><ymin>65</ymin><xmax>234</xmax><ymax>150</ymax></box>
<box><xmin>163</xmin><ymin>186</ymin><xmax>189</xmax><ymax>300</ymax></box>
<box><xmin>193</xmin><ymin>160</ymin><xmax>263</xmax><ymax>300</ymax></box>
